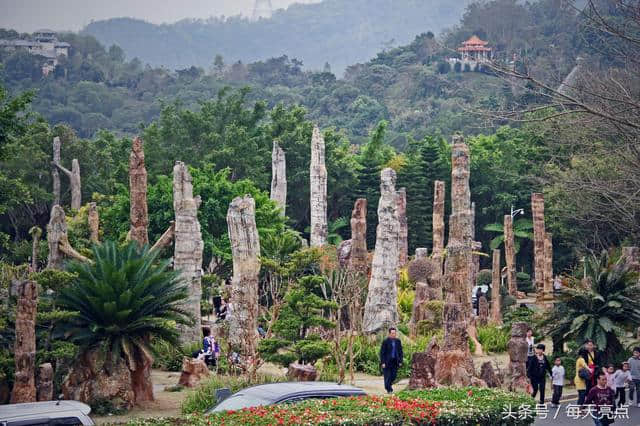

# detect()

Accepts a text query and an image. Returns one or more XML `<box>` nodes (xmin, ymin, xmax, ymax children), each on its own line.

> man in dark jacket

<box><xmin>527</xmin><ymin>343</ymin><xmax>552</xmax><ymax>404</ymax></box>
<box><xmin>380</xmin><ymin>327</ymin><xmax>403</xmax><ymax>393</ymax></box>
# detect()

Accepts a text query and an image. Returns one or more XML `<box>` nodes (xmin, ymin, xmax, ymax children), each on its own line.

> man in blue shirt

<box><xmin>379</xmin><ymin>327</ymin><xmax>404</xmax><ymax>393</ymax></box>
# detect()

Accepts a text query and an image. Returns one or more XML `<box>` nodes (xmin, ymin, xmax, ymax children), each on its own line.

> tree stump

<box><xmin>479</xmin><ymin>361</ymin><xmax>502</xmax><ymax>388</ymax></box>
<box><xmin>287</xmin><ymin>363</ymin><xmax>317</xmax><ymax>381</ymax></box>
<box><xmin>408</xmin><ymin>337</ymin><xmax>439</xmax><ymax>389</ymax></box>
<box><xmin>178</xmin><ymin>357</ymin><xmax>211</xmax><ymax>388</ymax></box>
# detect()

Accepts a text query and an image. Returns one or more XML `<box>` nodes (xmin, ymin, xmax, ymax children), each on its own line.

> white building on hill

<box><xmin>0</xmin><ymin>30</ymin><xmax>70</xmax><ymax>76</ymax></box>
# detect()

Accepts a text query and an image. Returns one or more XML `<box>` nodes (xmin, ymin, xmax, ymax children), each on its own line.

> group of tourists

<box><xmin>525</xmin><ymin>327</ymin><xmax>640</xmax><ymax>426</ymax></box>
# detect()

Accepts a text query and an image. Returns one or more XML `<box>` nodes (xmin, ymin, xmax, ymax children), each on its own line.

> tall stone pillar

<box><xmin>173</xmin><ymin>162</ymin><xmax>204</xmax><ymax>344</ymax></box>
<box><xmin>11</xmin><ymin>280</ymin><xmax>37</xmax><ymax>403</ymax></box>
<box><xmin>531</xmin><ymin>193</ymin><xmax>546</xmax><ymax>302</ymax></box>
<box><xmin>396</xmin><ymin>188</ymin><xmax>408</xmax><ymax>267</ymax></box>
<box><xmin>504</xmin><ymin>214</ymin><xmax>517</xmax><ymax>297</ymax></box>
<box><xmin>52</xmin><ymin>137</ymin><xmax>61</xmax><ymax>206</ymax></box>
<box><xmin>543</xmin><ymin>233</ymin><xmax>554</xmax><ymax>302</ymax></box>
<box><xmin>270</xmin><ymin>141</ymin><xmax>287</xmax><ymax>215</ymax></box>
<box><xmin>349</xmin><ymin>198</ymin><xmax>368</xmax><ymax>275</ymax></box>
<box><xmin>362</xmin><ymin>168</ymin><xmax>399</xmax><ymax>334</ymax></box>
<box><xmin>408</xmin><ymin>253</ymin><xmax>441</xmax><ymax>337</ymax></box>
<box><xmin>310</xmin><ymin>126</ymin><xmax>327</xmax><ymax>247</ymax></box>
<box><xmin>490</xmin><ymin>249</ymin><xmax>502</xmax><ymax>325</ymax></box>
<box><xmin>227</xmin><ymin>196</ymin><xmax>261</xmax><ymax>357</ymax></box>
<box><xmin>436</xmin><ymin>135</ymin><xmax>479</xmax><ymax>385</ymax></box>
<box><xmin>88</xmin><ymin>202</ymin><xmax>99</xmax><ymax>244</ymax></box>
<box><xmin>29</xmin><ymin>226</ymin><xmax>42</xmax><ymax>272</ymax></box>
<box><xmin>508</xmin><ymin>322</ymin><xmax>530</xmax><ymax>392</ymax></box>
<box><xmin>432</xmin><ymin>181</ymin><xmax>445</xmax><ymax>270</ymax></box>
<box><xmin>129</xmin><ymin>137</ymin><xmax>149</xmax><ymax>247</ymax></box>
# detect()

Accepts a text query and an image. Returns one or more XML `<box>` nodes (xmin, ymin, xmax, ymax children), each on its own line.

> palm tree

<box><xmin>56</xmin><ymin>241</ymin><xmax>192</xmax><ymax>404</ymax></box>
<box><xmin>483</xmin><ymin>218</ymin><xmax>533</xmax><ymax>253</ymax></box>
<box><xmin>544</xmin><ymin>250</ymin><xmax>640</xmax><ymax>359</ymax></box>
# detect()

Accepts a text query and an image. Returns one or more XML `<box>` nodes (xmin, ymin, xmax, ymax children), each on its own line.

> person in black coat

<box><xmin>527</xmin><ymin>343</ymin><xmax>552</xmax><ymax>404</ymax></box>
<box><xmin>379</xmin><ymin>327</ymin><xmax>404</xmax><ymax>393</ymax></box>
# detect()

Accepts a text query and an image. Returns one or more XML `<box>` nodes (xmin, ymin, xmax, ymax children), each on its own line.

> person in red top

<box><xmin>585</xmin><ymin>371</ymin><xmax>616</xmax><ymax>426</ymax></box>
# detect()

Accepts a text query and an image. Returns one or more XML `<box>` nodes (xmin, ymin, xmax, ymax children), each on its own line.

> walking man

<box><xmin>380</xmin><ymin>327</ymin><xmax>403</xmax><ymax>394</ymax></box>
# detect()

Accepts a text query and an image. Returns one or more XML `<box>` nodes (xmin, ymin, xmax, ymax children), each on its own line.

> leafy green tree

<box><xmin>544</xmin><ymin>250</ymin><xmax>640</xmax><ymax>360</ymax></box>
<box><xmin>55</xmin><ymin>241</ymin><xmax>191</xmax><ymax>401</ymax></box>
<box><xmin>258</xmin><ymin>275</ymin><xmax>336</xmax><ymax>367</ymax></box>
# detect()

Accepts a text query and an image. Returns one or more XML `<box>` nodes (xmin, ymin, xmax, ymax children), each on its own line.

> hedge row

<box><xmin>126</xmin><ymin>387</ymin><xmax>535</xmax><ymax>426</ymax></box>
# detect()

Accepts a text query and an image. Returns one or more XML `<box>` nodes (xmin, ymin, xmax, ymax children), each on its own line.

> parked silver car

<box><xmin>207</xmin><ymin>381</ymin><xmax>366</xmax><ymax>413</ymax></box>
<box><xmin>0</xmin><ymin>400</ymin><xmax>94</xmax><ymax>426</ymax></box>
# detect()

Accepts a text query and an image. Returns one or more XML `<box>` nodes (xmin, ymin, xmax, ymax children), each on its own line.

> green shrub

<box><xmin>152</xmin><ymin>339</ymin><xmax>202</xmax><ymax>372</ymax></box>
<box><xmin>477</xmin><ymin>325</ymin><xmax>510</xmax><ymax>353</ymax></box>
<box><xmin>181</xmin><ymin>374</ymin><xmax>285</xmax><ymax>414</ymax></box>
<box><xmin>416</xmin><ymin>300</ymin><xmax>444</xmax><ymax>333</ymax></box>
<box><xmin>476</xmin><ymin>269</ymin><xmax>492</xmax><ymax>287</ymax></box>
<box><xmin>516</xmin><ymin>272</ymin><xmax>534</xmax><ymax>293</ymax></box>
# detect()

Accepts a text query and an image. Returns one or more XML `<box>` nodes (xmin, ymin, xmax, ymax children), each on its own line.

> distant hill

<box><xmin>83</xmin><ymin>0</ymin><xmax>473</xmax><ymax>74</ymax></box>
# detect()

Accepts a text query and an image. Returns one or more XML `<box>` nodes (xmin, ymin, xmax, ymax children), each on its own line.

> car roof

<box><xmin>235</xmin><ymin>381</ymin><xmax>365</xmax><ymax>401</ymax></box>
<box><xmin>0</xmin><ymin>401</ymin><xmax>91</xmax><ymax>420</ymax></box>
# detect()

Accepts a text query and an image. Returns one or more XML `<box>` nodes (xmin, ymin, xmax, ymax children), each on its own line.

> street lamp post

<box><xmin>510</xmin><ymin>205</ymin><xmax>524</xmax><ymax>218</ymax></box>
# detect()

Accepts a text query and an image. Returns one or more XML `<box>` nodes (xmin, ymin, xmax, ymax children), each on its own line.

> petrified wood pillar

<box><xmin>54</xmin><ymin>159</ymin><xmax>81</xmax><ymax>210</ymax></box>
<box><xmin>29</xmin><ymin>226</ymin><xmax>42</xmax><ymax>272</ymax></box>
<box><xmin>531</xmin><ymin>193</ymin><xmax>546</xmax><ymax>301</ymax></box>
<box><xmin>362</xmin><ymin>168</ymin><xmax>399</xmax><ymax>334</ymax></box>
<box><xmin>46</xmin><ymin>205</ymin><xmax>90</xmax><ymax>269</ymax></box>
<box><xmin>88</xmin><ymin>202</ymin><xmax>99</xmax><ymax>244</ymax></box>
<box><xmin>52</xmin><ymin>137</ymin><xmax>61</xmax><ymax>206</ymax></box>
<box><xmin>270</xmin><ymin>141</ymin><xmax>287</xmax><ymax>215</ymax></box>
<box><xmin>543</xmin><ymin>233</ymin><xmax>554</xmax><ymax>302</ymax></box>
<box><xmin>396</xmin><ymin>188</ymin><xmax>408</xmax><ymax>267</ymax></box>
<box><xmin>436</xmin><ymin>135</ymin><xmax>479</xmax><ymax>384</ymax></box>
<box><xmin>227</xmin><ymin>195</ymin><xmax>261</xmax><ymax>357</ymax></box>
<box><xmin>490</xmin><ymin>249</ymin><xmax>502</xmax><ymax>325</ymax></box>
<box><xmin>36</xmin><ymin>363</ymin><xmax>53</xmax><ymax>401</ymax></box>
<box><xmin>504</xmin><ymin>214</ymin><xmax>517</xmax><ymax>297</ymax></box>
<box><xmin>173</xmin><ymin>162</ymin><xmax>204</xmax><ymax>344</ymax></box>
<box><xmin>349</xmin><ymin>198</ymin><xmax>368</xmax><ymax>274</ymax></box>
<box><xmin>478</xmin><ymin>296</ymin><xmax>488</xmax><ymax>326</ymax></box>
<box><xmin>432</xmin><ymin>180</ymin><xmax>445</xmax><ymax>270</ymax></box>
<box><xmin>129</xmin><ymin>137</ymin><xmax>149</xmax><ymax>247</ymax></box>
<box><xmin>11</xmin><ymin>280</ymin><xmax>37</xmax><ymax>403</ymax></box>
<box><xmin>310</xmin><ymin>126</ymin><xmax>327</xmax><ymax>247</ymax></box>
<box><xmin>408</xmin><ymin>255</ymin><xmax>440</xmax><ymax>337</ymax></box>
<box><xmin>508</xmin><ymin>322</ymin><xmax>530</xmax><ymax>392</ymax></box>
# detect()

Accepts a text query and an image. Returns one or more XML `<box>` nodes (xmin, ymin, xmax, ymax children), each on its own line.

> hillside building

<box><xmin>448</xmin><ymin>35</ymin><xmax>492</xmax><ymax>70</ymax></box>
<box><xmin>0</xmin><ymin>30</ymin><xmax>70</xmax><ymax>76</ymax></box>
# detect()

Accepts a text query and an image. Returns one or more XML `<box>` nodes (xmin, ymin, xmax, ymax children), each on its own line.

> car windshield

<box><xmin>209</xmin><ymin>393</ymin><xmax>272</xmax><ymax>412</ymax></box>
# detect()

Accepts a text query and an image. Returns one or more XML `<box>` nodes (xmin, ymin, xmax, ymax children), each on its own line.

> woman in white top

<box><xmin>526</xmin><ymin>328</ymin><xmax>535</xmax><ymax>358</ymax></box>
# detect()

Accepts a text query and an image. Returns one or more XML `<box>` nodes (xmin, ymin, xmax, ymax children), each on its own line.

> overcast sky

<box><xmin>0</xmin><ymin>0</ymin><xmax>318</xmax><ymax>33</ymax></box>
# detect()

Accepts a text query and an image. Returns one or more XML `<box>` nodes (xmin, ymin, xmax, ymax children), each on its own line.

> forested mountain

<box><xmin>83</xmin><ymin>0</ymin><xmax>473</xmax><ymax>73</ymax></box>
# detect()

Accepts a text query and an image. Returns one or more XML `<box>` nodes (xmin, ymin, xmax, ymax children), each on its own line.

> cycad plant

<box><xmin>544</xmin><ymin>249</ymin><xmax>640</xmax><ymax>359</ymax></box>
<box><xmin>56</xmin><ymin>241</ymin><xmax>192</xmax><ymax>403</ymax></box>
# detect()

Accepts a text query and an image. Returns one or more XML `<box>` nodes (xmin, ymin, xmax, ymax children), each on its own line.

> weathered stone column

<box><xmin>490</xmin><ymin>249</ymin><xmax>502</xmax><ymax>325</ymax></box>
<box><xmin>362</xmin><ymin>168</ymin><xmax>399</xmax><ymax>334</ymax></box>
<box><xmin>432</xmin><ymin>180</ymin><xmax>445</xmax><ymax>269</ymax></box>
<box><xmin>408</xmin><ymin>254</ymin><xmax>441</xmax><ymax>337</ymax></box>
<box><xmin>532</xmin><ymin>193</ymin><xmax>546</xmax><ymax>301</ymax></box>
<box><xmin>47</xmin><ymin>205</ymin><xmax>90</xmax><ymax>269</ymax></box>
<box><xmin>54</xmin><ymin>159</ymin><xmax>81</xmax><ymax>210</ymax></box>
<box><xmin>396</xmin><ymin>188</ymin><xmax>408</xmax><ymax>267</ymax></box>
<box><xmin>29</xmin><ymin>226</ymin><xmax>42</xmax><ymax>272</ymax></box>
<box><xmin>543</xmin><ymin>233</ymin><xmax>554</xmax><ymax>302</ymax></box>
<box><xmin>88</xmin><ymin>202</ymin><xmax>99</xmax><ymax>244</ymax></box>
<box><xmin>435</xmin><ymin>135</ymin><xmax>480</xmax><ymax>385</ymax></box>
<box><xmin>504</xmin><ymin>214</ymin><xmax>517</xmax><ymax>297</ymax></box>
<box><xmin>310</xmin><ymin>126</ymin><xmax>327</xmax><ymax>247</ymax></box>
<box><xmin>349</xmin><ymin>198</ymin><xmax>368</xmax><ymax>275</ymax></box>
<box><xmin>227</xmin><ymin>195</ymin><xmax>261</xmax><ymax>357</ymax></box>
<box><xmin>129</xmin><ymin>137</ymin><xmax>149</xmax><ymax>247</ymax></box>
<box><xmin>36</xmin><ymin>363</ymin><xmax>53</xmax><ymax>401</ymax></box>
<box><xmin>270</xmin><ymin>141</ymin><xmax>287</xmax><ymax>215</ymax></box>
<box><xmin>173</xmin><ymin>162</ymin><xmax>204</xmax><ymax>344</ymax></box>
<box><xmin>52</xmin><ymin>137</ymin><xmax>61</xmax><ymax>206</ymax></box>
<box><xmin>508</xmin><ymin>322</ymin><xmax>530</xmax><ymax>392</ymax></box>
<box><xmin>11</xmin><ymin>280</ymin><xmax>37</xmax><ymax>403</ymax></box>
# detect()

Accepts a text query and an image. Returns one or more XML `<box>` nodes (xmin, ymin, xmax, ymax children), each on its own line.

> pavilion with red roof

<box><xmin>457</xmin><ymin>35</ymin><xmax>492</xmax><ymax>62</ymax></box>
